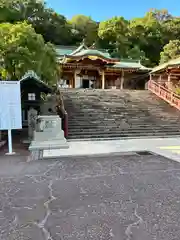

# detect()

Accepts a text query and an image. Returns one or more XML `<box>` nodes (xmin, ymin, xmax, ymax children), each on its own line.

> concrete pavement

<box><xmin>1</xmin><ymin>153</ymin><xmax>180</xmax><ymax>239</ymax></box>
<box><xmin>43</xmin><ymin>137</ymin><xmax>180</xmax><ymax>162</ymax></box>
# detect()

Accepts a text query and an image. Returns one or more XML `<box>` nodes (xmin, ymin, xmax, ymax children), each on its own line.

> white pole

<box><xmin>8</xmin><ymin>129</ymin><xmax>13</xmax><ymax>154</ymax></box>
<box><xmin>7</xmin><ymin>129</ymin><xmax>14</xmax><ymax>155</ymax></box>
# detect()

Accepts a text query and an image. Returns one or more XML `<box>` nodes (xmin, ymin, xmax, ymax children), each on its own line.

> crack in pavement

<box><xmin>125</xmin><ymin>204</ymin><xmax>144</xmax><ymax>240</ymax></box>
<box><xmin>35</xmin><ymin>179</ymin><xmax>56</xmax><ymax>240</ymax></box>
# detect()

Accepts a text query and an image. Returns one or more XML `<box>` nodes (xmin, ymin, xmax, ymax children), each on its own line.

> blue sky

<box><xmin>46</xmin><ymin>0</ymin><xmax>180</xmax><ymax>21</ymax></box>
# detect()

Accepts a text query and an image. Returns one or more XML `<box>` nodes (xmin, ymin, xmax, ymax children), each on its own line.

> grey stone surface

<box><xmin>1</xmin><ymin>154</ymin><xmax>180</xmax><ymax>239</ymax></box>
<box><xmin>29</xmin><ymin>115</ymin><xmax>68</xmax><ymax>151</ymax></box>
<box><xmin>62</xmin><ymin>89</ymin><xmax>180</xmax><ymax>140</ymax></box>
<box><xmin>43</xmin><ymin>137</ymin><xmax>180</xmax><ymax>163</ymax></box>
<box><xmin>28</xmin><ymin>108</ymin><xmax>38</xmax><ymax>140</ymax></box>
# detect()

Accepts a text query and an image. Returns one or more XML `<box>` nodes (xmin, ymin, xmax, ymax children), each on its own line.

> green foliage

<box><xmin>127</xmin><ymin>46</ymin><xmax>150</xmax><ymax>66</ymax></box>
<box><xmin>0</xmin><ymin>0</ymin><xmax>33</xmax><ymax>23</ymax></box>
<box><xmin>0</xmin><ymin>0</ymin><xmax>72</xmax><ymax>45</ymax></box>
<box><xmin>0</xmin><ymin>21</ymin><xmax>58</xmax><ymax>84</ymax></box>
<box><xmin>160</xmin><ymin>40</ymin><xmax>180</xmax><ymax>64</ymax></box>
<box><xmin>98</xmin><ymin>17</ymin><xmax>129</xmax><ymax>58</ymax></box>
<box><xmin>69</xmin><ymin>15</ymin><xmax>98</xmax><ymax>46</ymax></box>
<box><xmin>1</xmin><ymin>1</ymin><xmax>180</xmax><ymax>67</ymax></box>
<box><xmin>162</xmin><ymin>18</ymin><xmax>180</xmax><ymax>43</ymax></box>
<box><xmin>32</xmin><ymin>8</ymin><xmax>73</xmax><ymax>45</ymax></box>
<box><xmin>128</xmin><ymin>10</ymin><xmax>164</xmax><ymax>66</ymax></box>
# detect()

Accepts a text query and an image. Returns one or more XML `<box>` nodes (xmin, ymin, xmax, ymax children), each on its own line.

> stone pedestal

<box><xmin>29</xmin><ymin>115</ymin><xmax>69</xmax><ymax>151</ymax></box>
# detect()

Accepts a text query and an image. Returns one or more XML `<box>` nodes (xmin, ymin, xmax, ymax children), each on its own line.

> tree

<box><xmin>127</xmin><ymin>46</ymin><xmax>150</xmax><ymax>65</ymax></box>
<box><xmin>0</xmin><ymin>0</ymin><xmax>72</xmax><ymax>45</ymax></box>
<box><xmin>98</xmin><ymin>17</ymin><xmax>129</xmax><ymax>58</ymax></box>
<box><xmin>69</xmin><ymin>15</ymin><xmax>99</xmax><ymax>46</ymax></box>
<box><xmin>150</xmin><ymin>8</ymin><xmax>172</xmax><ymax>22</ymax></box>
<box><xmin>160</xmin><ymin>40</ymin><xmax>180</xmax><ymax>64</ymax></box>
<box><xmin>0</xmin><ymin>22</ymin><xmax>58</xmax><ymax>84</ymax></box>
<box><xmin>162</xmin><ymin>17</ymin><xmax>180</xmax><ymax>44</ymax></box>
<box><xmin>1</xmin><ymin>3</ymin><xmax>180</xmax><ymax>67</ymax></box>
<box><xmin>33</xmin><ymin>8</ymin><xmax>72</xmax><ymax>45</ymax></box>
<box><xmin>0</xmin><ymin>0</ymin><xmax>31</xmax><ymax>23</ymax></box>
<box><xmin>128</xmin><ymin>10</ymin><xmax>165</xmax><ymax>66</ymax></box>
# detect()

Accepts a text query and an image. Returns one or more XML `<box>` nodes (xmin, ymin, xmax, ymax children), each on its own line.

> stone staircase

<box><xmin>62</xmin><ymin>89</ymin><xmax>180</xmax><ymax>140</ymax></box>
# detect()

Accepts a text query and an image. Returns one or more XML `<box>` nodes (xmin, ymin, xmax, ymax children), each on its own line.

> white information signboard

<box><xmin>0</xmin><ymin>81</ymin><xmax>22</xmax><ymax>155</ymax></box>
<box><xmin>0</xmin><ymin>81</ymin><xmax>22</xmax><ymax>130</ymax></box>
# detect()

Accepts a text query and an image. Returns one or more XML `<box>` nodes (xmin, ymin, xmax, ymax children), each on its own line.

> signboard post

<box><xmin>8</xmin><ymin>129</ymin><xmax>13</xmax><ymax>154</ymax></box>
<box><xmin>0</xmin><ymin>81</ymin><xmax>22</xmax><ymax>155</ymax></box>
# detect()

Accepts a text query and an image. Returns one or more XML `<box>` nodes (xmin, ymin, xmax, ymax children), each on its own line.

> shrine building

<box><xmin>150</xmin><ymin>57</ymin><xmax>180</xmax><ymax>91</ymax></box>
<box><xmin>56</xmin><ymin>42</ymin><xmax>151</xmax><ymax>89</ymax></box>
<box><xmin>20</xmin><ymin>71</ymin><xmax>52</xmax><ymax>127</ymax></box>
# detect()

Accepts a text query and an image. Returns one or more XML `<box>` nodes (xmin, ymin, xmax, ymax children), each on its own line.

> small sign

<box><xmin>0</xmin><ymin>81</ymin><xmax>22</xmax><ymax>130</ymax></box>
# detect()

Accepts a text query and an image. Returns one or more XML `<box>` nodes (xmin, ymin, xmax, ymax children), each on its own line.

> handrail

<box><xmin>148</xmin><ymin>80</ymin><xmax>180</xmax><ymax>110</ymax></box>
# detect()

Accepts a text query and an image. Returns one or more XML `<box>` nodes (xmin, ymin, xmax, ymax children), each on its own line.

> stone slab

<box><xmin>33</xmin><ymin>131</ymin><xmax>65</xmax><ymax>142</ymax></box>
<box><xmin>29</xmin><ymin>141</ymin><xmax>69</xmax><ymax>151</ymax></box>
<box><xmin>43</xmin><ymin>137</ymin><xmax>180</xmax><ymax>162</ymax></box>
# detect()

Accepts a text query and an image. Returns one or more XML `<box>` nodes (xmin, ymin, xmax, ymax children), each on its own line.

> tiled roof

<box><xmin>151</xmin><ymin>57</ymin><xmax>180</xmax><ymax>73</ymax></box>
<box><xmin>56</xmin><ymin>43</ymin><xmax>150</xmax><ymax>70</ymax></box>
<box><xmin>73</xmin><ymin>49</ymin><xmax>111</xmax><ymax>59</ymax></box>
<box><xmin>19</xmin><ymin>70</ymin><xmax>52</xmax><ymax>91</ymax></box>
<box><xmin>55</xmin><ymin>44</ymin><xmax>111</xmax><ymax>59</ymax></box>
<box><xmin>69</xmin><ymin>42</ymin><xmax>88</xmax><ymax>55</ymax></box>
<box><xmin>110</xmin><ymin>61</ymin><xmax>151</xmax><ymax>70</ymax></box>
<box><xmin>56</xmin><ymin>46</ymin><xmax>76</xmax><ymax>56</ymax></box>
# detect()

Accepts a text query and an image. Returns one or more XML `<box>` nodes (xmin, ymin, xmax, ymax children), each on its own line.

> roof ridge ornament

<box><xmin>21</xmin><ymin>70</ymin><xmax>40</xmax><ymax>81</ymax></box>
<box><xmin>82</xmin><ymin>38</ymin><xmax>86</xmax><ymax>45</ymax></box>
<box><xmin>89</xmin><ymin>42</ymin><xmax>96</xmax><ymax>49</ymax></box>
<box><xmin>69</xmin><ymin>39</ymin><xmax>88</xmax><ymax>56</ymax></box>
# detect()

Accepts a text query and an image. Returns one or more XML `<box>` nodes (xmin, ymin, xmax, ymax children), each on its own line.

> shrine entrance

<box><xmin>77</xmin><ymin>69</ymin><xmax>101</xmax><ymax>89</ymax></box>
<box><xmin>82</xmin><ymin>79</ymin><xmax>90</xmax><ymax>88</ymax></box>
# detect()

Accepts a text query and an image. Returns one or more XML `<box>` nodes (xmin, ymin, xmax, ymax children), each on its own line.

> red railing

<box><xmin>64</xmin><ymin>111</ymin><xmax>68</xmax><ymax>138</ymax></box>
<box><xmin>148</xmin><ymin>80</ymin><xmax>180</xmax><ymax>110</ymax></box>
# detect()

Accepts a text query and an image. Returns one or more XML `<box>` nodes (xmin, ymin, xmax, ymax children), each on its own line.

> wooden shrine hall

<box><xmin>56</xmin><ymin>42</ymin><xmax>151</xmax><ymax>89</ymax></box>
<box><xmin>150</xmin><ymin>57</ymin><xmax>180</xmax><ymax>92</ymax></box>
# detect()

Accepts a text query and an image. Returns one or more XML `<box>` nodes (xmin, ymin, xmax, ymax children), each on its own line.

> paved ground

<box><xmin>43</xmin><ymin>137</ymin><xmax>180</xmax><ymax>162</ymax></box>
<box><xmin>1</xmin><ymin>153</ymin><xmax>180</xmax><ymax>239</ymax></box>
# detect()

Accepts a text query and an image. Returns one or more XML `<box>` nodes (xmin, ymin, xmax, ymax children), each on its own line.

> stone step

<box><xmin>66</xmin><ymin>114</ymin><xmax>180</xmax><ymax>119</ymax></box>
<box><xmin>67</xmin><ymin>118</ymin><xmax>180</xmax><ymax>124</ymax></box>
<box><xmin>63</xmin><ymin>89</ymin><xmax>180</xmax><ymax>140</ymax></box>
<box><xmin>68</xmin><ymin>129</ymin><xmax>180</xmax><ymax>135</ymax></box>
<box><xmin>67</xmin><ymin>132</ymin><xmax>180</xmax><ymax>139</ymax></box>
<box><xmin>67</xmin><ymin>120</ymin><xmax>180</xmax><ymax>125</ymax></box>
<box><xmin>65</xmin><ymin>108</ymin><xmax>180</xmax><ymax>114</ymax></box>
<box><xmin>66</xmin><ymin>112</ymin><xmax>180</xmax><ymax>117</ymax></box>
<box><xmin>65</xmin><ymin>105</ymin><xmax>179</xmax><ymax>110</ymax></box>
<box><xmin>67</xmin><ymin>116</ymin><xmax>180</xmax><ymax>121</ymax></box>
<box><xmin>67</xmin><ymin>129</ymin><xmax>180</xmax><ymax>135</ymax></box>
<box><xmin>69</xmin><ymin>125</ymin><xmax>180</xmax><ymax>131</ymax></box>
<box><xmin>68</xmin><ymin>126</ymin><xmax>180</xmax><ymax>131</ymax></box>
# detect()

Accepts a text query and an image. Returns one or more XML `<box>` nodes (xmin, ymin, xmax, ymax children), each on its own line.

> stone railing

<box><xmin>55</xmin><ymin>88</ymin><xmax>68</xmax><ymax>138</ymax></box>
<box><xmin>148</xmin><ymin>80</ymin><xmax>180</xmax><ymax>110</ymax></box>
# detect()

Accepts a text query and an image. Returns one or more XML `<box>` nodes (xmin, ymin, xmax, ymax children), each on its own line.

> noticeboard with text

<box><xmin>0</xmin><ymin>81</ymin><xmax>22</xmax><ymax>130</ymax></box>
